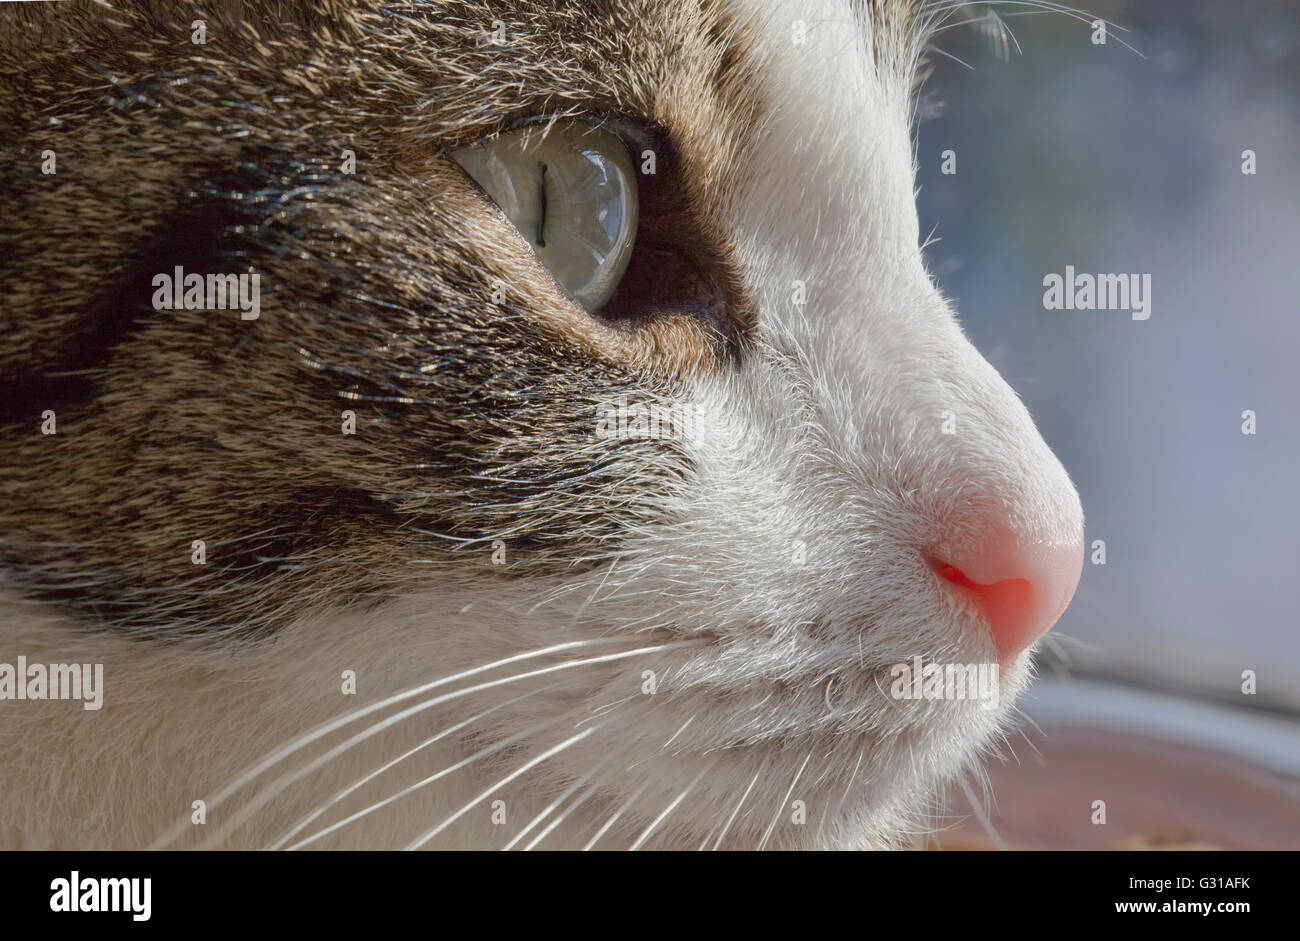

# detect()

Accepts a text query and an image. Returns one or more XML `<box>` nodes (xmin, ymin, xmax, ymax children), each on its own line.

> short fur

<box><xmin>0</xmin><ymin>0</ymin><xmax>1084</xmax><ymax>849</ymax></box>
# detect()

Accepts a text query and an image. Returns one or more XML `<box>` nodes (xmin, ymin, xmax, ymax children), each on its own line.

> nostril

<box><xmin>936</xmin><ymin>564</ymin><xmax>977</xmax><ymax>591</ymax></box>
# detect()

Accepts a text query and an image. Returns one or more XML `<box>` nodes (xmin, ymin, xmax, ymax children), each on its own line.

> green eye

<box><xmin>452</xmin><ymin>120</ymin><xmax>639</xmax><ymax>313</ymax></box>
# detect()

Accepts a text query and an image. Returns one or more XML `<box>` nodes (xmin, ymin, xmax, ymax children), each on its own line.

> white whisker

<box><xmin>406</xmin><ymin>717</ymin><xmax>622</xmax><ymax>850</ymax></box>
<box><xmin>286</xmin><ymin>716</ymin><xmax>559</xmax><ymax>851</ymax></box>
<box><xmin>958</xmin><ymin>771</ymin><xmax>1007</xmax><ymax>850</ymax></box>
<box><xmin>629</xmin><ymin>766</ymin><xmax>708</xmax><ymax>851</ymax></box>
<box><xmin>582</xmin><ymin>779</ymin><xmax>650</xmax><ymax>851</ymax></box>
<box><xmin>711</xmin><ymin>760</ymin><xmax>764</xmax><ymax>851</ymax></box>
<box><xmin>757</xmin><ymin>751</ymin><xmax>811</xmax><ymax>851</ymax></box>
<box><xmin>660</xmin><ymin>714</ymin><xmax>696</xmax><ymax>752</ymax></box>
<box><xmin>503</xmin><ymin>759</ymin><xmax>609</xmax><ymax>851</ymax></box>
<box><xmin>267</xmin><ymin>684</ymin><xmax>556</xmax><ymax>851</ymax></box>
<box><xmin>150</xmin><ymin>636</ymin><xmax>647</xmax><ymax>848</ymax></box>
<box><xmin>523</xmin><ymin>777</ymin><xmax>606</xmax><ymax>851</ymax></box>
<box><xmin>188</xmin><ymin>639</ymin><xmax>701</xmax><ymax>848</ymax></box>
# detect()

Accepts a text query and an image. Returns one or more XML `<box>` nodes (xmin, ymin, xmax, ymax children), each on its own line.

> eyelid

<box><xmin>501</xmin><ymin>113</ymin><xmax>661</xmax><ymax>155</ymax></box>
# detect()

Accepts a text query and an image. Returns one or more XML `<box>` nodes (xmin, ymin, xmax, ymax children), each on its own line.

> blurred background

<box><xmin>912</xmin><ymin>0</ymin><xmax>1300</xmax><ymax>848</ymax></box>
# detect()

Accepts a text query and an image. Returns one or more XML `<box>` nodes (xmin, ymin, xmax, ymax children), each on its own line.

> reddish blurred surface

<box><xmin>930</xmin><ymin>727</ymin><xmax>1300</xmax><ymax>850</ymax></box>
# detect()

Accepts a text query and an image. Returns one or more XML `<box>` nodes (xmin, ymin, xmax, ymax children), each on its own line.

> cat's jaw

<box><xmin>0</xmin><ymin>570</ymin><xmax>1031</xmax><ymax>850</ymax></box>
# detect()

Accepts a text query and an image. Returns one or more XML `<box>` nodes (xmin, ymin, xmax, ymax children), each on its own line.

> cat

<box><xmin>0</xmin><ymin>0</ymin><xmax>1084</xmax><ymax>849</ymax></box>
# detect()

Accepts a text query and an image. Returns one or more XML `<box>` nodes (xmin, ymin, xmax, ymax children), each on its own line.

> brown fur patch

<box><xmin>0</xmin><ymin>0</ymin><xmax>772</xmax><ymax>636</ymax></box>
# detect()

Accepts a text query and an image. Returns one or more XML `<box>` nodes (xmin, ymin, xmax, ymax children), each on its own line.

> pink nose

<box><xmin>935</xmin><ymin>522</ymin><xmax>1083</xmax><ymax>663</ymax></box>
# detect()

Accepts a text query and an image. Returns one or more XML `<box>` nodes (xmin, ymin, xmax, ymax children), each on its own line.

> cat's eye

<box><xmin>452</xmin><ymin>121</ymin><xmax>638</xmax><ymax>313</ymax></box>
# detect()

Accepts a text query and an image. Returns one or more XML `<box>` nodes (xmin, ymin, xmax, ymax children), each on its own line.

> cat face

<box><xmin>0</xmin><ymin>0</ymin><xmax>1083</xmax><ymax>848</ymax></box>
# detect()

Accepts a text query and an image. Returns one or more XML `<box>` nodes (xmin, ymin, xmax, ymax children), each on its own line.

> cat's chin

<box><xmin>471</xmin><ymin>647</ymin><xmax>1030</xmax><ymax>849</ymax></box>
